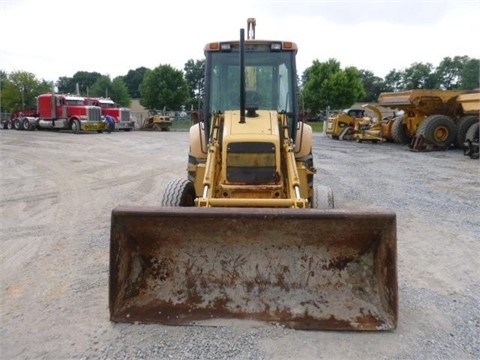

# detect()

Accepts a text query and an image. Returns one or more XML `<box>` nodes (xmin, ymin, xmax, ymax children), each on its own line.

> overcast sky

<box><xmin>1</xmin><ymin>0</ymin><xmax>479</xmax><ymax>83</ymax></box>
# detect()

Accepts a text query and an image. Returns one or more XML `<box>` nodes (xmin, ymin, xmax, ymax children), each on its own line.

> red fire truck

<box><xmin>85</xmin><ymin>97</ymin><xmax>134</xmax><ymax>131</ymax></box>
<box><xmin>7</xmin><ymin>93</ymin><xmax>106</xmax><ymax>133</ymax></box>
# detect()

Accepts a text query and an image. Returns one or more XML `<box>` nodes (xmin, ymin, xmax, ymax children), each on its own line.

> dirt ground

<box><xmin>1</xmin><ymin>129</ymin><xmax>479</xmax><ymax>359</ymax></box>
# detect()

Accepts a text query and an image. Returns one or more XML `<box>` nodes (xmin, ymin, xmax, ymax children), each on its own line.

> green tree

<box><xmin>323</xmin><ymin>67</ymin><xmax>365</xmax><ymax>109</ymax></box>
<box><xmin>184</xmin><ymin>59</ymin><xmax>205</xmax><ymax>109</ymax></box>
<box><xmin>122</xmin><ymin>67</ymin><xmax>149</xmax><ymax>98</ymax></box>
<box><xmin>1</xmin><ymin>71</ymin><xmax>52</xmax><ymax>112</ymax></box>
<box><xmin>0</xmin><ymin>70</ymin><xmax>8</xmax><ymax>94</ymax></box>
<box><xmin>38</xmin><ymin>79</ymin><xmax>54</xmax><ymax>94</ymax></box>
<box><xmin>302</xmin><ymin>59</ymin><xmax>341</xmax><ymax>112</ymax></box>
<box><xmin>402</xmin><ymin>62</ymin><xmax>437</xmax><ymax>89</ymax></box>
<box><xmin>71</xmin><ymin>71</ymin><xmax>102</xmax><ymax>95</ymax></box>
<box><xmin>0</xmin><ymin>71</ymin><xmax>52</xmax><ymax>112</ymax></box>
<box><xmin>358</xmin><ymin>70</ymin><xmax>385</xmax><ymax>102</ymax></box>
<box><xmin>435</xmin><ymin>56</ymin><xmax>468</xmax><ymax>90</ymax></box>
<box><xmin>91</xmin><ymin>76</ymin><xmax>131</xmax><ymax>106</ymax></box>
<box><xmin>384</xmin><ymin>69</ymin><xmax>404</xmax><ymax>92</ymax></box>
<box><xmin>302</xmin><ymin>59</ymin><xmax>365</xmax><ymax>111</ymax></box>
<box><xmin>459</xmin><ymin>58</ymin><xmax>480</xmax><ymax>89</ymax></box>
<box><xmin>90</xmin><ymin>75</ymin><xmax>112</xmax><ymax>98</ymax></box>
<box><xmin>9</xmin><ymin>71</ymin><xmax>40</xmax><ymax>110</ymax></box>
<box><xmin>0</xmin><ymin>71</ymin><xmax>7</xmax><ymax>112</ymax></box>
<box><xmin>110</xmin><ymin>77</ymin><xmax>131</xmax><ymax>107</ymax></box>
<box><xmin>1</xmin><ymin>80</ymin><xmax>18</xmax><ymax>112</ymax></box>
<box><xmin>57</xmin><ymin>76</ymin><xmax>76</xmax><ymax>94</ymax></box>
<box><xmin>139</xmin><ymin>65</ymin><xmax>190</xmax><ymax>111</ymax></box>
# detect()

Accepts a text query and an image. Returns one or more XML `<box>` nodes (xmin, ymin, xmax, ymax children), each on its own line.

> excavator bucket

<box><xmin>109</xmin><ymin>206</ymin><xmax>398</xmax><ymax>331</ymax></box>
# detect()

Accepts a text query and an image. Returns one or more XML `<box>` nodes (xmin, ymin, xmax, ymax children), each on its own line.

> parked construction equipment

<box><xmin>325</xmin><ymin>105</ymin><xmax>385</xmax><ymax>143</ymax></box>
<box><xmin>378</xmin><ymin>89</ymin><xmax>479</xmax><ymax>151</ymax></box>
<box><xmin>325</xmin><ymin>108</ymin><xmax>364</xmax><ymax>140</ymax></box>
<box><xmin>140</xmin><ymin>110</ymin><xmax>172</xmax><ymax>131</ymax></box>
<box><xmin>109</xmin><ymin>19</ymin><xmax>398</xmax><ymax>331</ymax></box>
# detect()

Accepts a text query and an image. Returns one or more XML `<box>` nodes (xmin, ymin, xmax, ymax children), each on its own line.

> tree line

<box><xmin>1</xmin><ymin>55</ymin><xmax>478</xmax><ymax>115</ymax></box>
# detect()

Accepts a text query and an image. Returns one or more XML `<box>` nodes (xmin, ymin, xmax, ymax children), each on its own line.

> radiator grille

<box><xmin>87</xmin><ymin>107</ymin><xmax>102</xmax><ymax>121</ymax></box>
<box><xmin>226</xmin><ymin>142</ymin><xmax>277</xmax><ymax>183</ymax></box>
<box><xmin>119</xmin><ymin>109</ymin><xmax>130</xmax><ymax>122</ymax></box>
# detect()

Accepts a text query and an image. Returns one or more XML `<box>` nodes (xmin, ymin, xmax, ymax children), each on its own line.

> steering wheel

<box><xmin>245</xmin><ymin>91</ymin><xmax>262</xmax><ymax>107</ymax></box>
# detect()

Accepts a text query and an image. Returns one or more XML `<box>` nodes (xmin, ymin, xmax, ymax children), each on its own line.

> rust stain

<box><xmin>109</xmin><ymin>207</ymin><xmax>398</xmax><ymax>330</ymax></box>
<box><xmin>7</xmin><ymin>284</ymin><xmax>21</xmax><ymax>295</ymax></box>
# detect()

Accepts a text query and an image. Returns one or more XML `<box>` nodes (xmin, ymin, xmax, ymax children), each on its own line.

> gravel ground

<box><xmin>1</xmin><ymin>129</ymin><xmax>479</xmax><ymax>360</ymax></box>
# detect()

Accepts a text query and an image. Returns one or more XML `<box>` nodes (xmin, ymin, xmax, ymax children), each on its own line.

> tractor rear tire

<box><xmin>416</xmin><ymin>115</ymin><xmax>456</xmax><ymax>148</ymax></box>
<box><xmin>161</xmin><ymin>178</ymin><xmax>196</xmax><ymax>206</ymax></box>
<box><xmin>391</xmin><ymin>116</ymin><xmax>410</xmax><ymax>144</ymax></box>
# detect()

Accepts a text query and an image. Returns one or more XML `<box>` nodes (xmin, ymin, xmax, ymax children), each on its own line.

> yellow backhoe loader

<box><xmin>109</xmin><ymin>19</ymin><xmax>398</xmax><ymax>331</ymax></box>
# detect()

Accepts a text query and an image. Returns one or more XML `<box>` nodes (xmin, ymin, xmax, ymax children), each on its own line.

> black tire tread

<box><xmin>311</xmin><ymin>185</ymin><xmax>334</xmax><ymax>209</ymax></box>
<box><xmin>161</xmin><ymin>178</ymin><xmax>196</xmax><ymax>206</ymax></box>
<box><xmin>391</xmin><ymin>116</ymin><xmax>410</xmax><ymax>144</ymax></box>
<box><xmin>465</xmin><ymin>121</ymin><xmax>479</xmax><ymax>142</ymax></box>
<box><xmin>456</xmin><ymin>115</ymin><xmax>478</xmax><ymax>147</ymax></box>
<box><xmin>416</xmin><ymin>114</ymin><xmax>456</xmax><ymax>147</ymax></box>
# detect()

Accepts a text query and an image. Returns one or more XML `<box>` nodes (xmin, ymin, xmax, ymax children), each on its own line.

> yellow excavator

<box><xmin>109</xmin><ymin>19</ymin><xmax>398</xmax><ymax>331</ymax></box>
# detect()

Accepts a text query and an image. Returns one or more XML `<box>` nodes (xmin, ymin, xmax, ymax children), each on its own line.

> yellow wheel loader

<box><xmin>109</xmin><ymin>19</ymin><xmax>398</xmax><ymax>331</ymax></box>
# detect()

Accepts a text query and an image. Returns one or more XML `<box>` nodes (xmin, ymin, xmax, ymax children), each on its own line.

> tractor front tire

<box><xmin>311</xmin><ymin>185</ymin><xmax>334</xmax><ymax>209</ymax></box>
<box><xmin>161</xmin><ymin>178</ymin><xmax>196</xmax><ymax>206</ymax></box>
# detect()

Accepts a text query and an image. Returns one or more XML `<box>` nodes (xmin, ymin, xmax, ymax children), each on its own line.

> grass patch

<box><xmin>307</xmin><ymin>121</ymin><xmax>324</xmax><ymax>133</ymax></box>
<box><xmin>170</xmin><ymin>119</ymin><xmax>325</xmax><ymax>132</ymax></box>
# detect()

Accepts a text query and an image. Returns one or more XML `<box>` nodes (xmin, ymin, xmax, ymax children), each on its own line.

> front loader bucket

<box><xmin>109</xmin><ymin>206</ymin><xmax>397</xmax><ymax>331</ymax></box>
